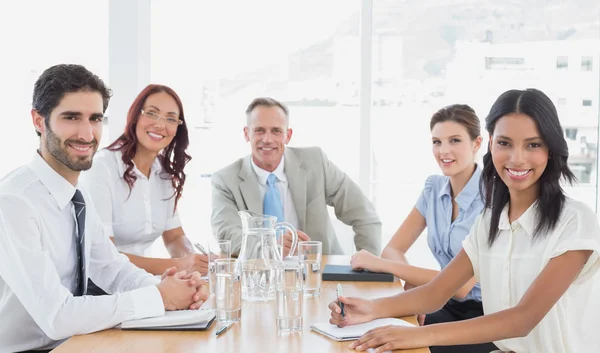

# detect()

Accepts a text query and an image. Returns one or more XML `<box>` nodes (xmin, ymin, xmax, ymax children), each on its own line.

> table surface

<box><xmin>52</xmin><ymin>256</ymin><xmax>431</xmax><ymax>353</ymax></box>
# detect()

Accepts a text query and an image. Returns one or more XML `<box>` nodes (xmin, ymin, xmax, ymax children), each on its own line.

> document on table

<box><xmin>310</xmin><ymin>318</ymin><xmax>415</xmax><ymax>341</ymax></box>
<box><xmin>120</xmin><ymin>309</ymin><xmax>216</xmax><ymax>330</ymax></box>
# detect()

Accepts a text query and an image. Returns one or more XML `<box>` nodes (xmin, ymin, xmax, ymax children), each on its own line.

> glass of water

<box><xmin>208</xmin><ymin>240</ymin><xmax>231</xmax><ymax>295</ymax></box>
<box><xmin>275</xmin><ymin>263</ymin><xmax>304</xmax><ymax>332</ymax></box>
<box><xmin>298</xmin><ymin>241</ymin><xmax>322</xmax><ymax>297</ymax></box>
<box><xmin>214</xmin><ymin>258</ymin><xmax>241</xmax><ymax>323</ymax></box>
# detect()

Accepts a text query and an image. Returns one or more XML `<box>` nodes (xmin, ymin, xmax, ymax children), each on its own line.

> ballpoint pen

<box><xmin>337</xmin><ymin>283</ymin><xmax>345</xmax><ymax>317</ymax></box>
<box><xmin>215</xmin><ymin>322</ymin><xmax>233</xmax><ymax>336</ymax></box>
<box><xmin>194</xmin><ymin>243</ymin><xmax>214</xmax><ymax>256</ymax></box>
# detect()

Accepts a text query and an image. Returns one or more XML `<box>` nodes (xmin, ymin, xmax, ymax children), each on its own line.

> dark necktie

<box><xmin>71</xmin><ymin>189</ymin><xmax>87</xmax><ymax>296</ymax></box>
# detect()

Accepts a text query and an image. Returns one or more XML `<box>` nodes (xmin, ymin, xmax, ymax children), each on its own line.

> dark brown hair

<box><xmin>32</xmin><ymin>64</ymin><xmax>112</xmax><ymax>137</ymax></box>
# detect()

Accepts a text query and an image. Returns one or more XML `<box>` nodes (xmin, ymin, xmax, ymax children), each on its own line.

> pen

<box><xmin>194</xmin><ymin>243</ymin><xmax>209</xmax><ymax>255</ymax></box>
<box><xmin>216</xmin><ymin>322</ymin><xmax>233</xmax><ymax>336</ymax></box>
<box><xmin>336</xmin><ymin>283</ymin><xmax>345</xmax><ymax>317</ymax></box>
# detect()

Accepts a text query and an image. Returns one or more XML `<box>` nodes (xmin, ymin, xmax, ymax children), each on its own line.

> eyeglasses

<box><xmin>140</xmin><ymin>109</ymin><xmax>183</xmax><ymax>127</ymax></box>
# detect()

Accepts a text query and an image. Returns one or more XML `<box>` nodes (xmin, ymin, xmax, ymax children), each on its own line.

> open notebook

<box><xmin>310</xmin><ymin>318</ymin><xmax>415</xmax><ymax>341</ymax></box>
<box><xmin>120</xmin><ymin>309</ymin><xmax>216</xmax><ymax>331</ymax></box>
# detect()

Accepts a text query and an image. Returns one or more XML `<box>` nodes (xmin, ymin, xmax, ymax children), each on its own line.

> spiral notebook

<box><xmin>120</xmin><ymin>309</ymin><xmax>216</xmax><ymax>331</ymax></box>
<box><xmin>310</xmin><ymin>318</ymin><xmax>415</xmax><ymax>341</ymax></box>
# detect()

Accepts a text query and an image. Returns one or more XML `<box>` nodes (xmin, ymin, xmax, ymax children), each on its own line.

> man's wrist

<box><xmin>156</xmin><ymin>283</ymin><xmax>167</xmax><ymax>309</ymax></box>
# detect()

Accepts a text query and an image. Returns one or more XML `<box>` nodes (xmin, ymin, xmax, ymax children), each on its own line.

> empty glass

<box><xmin>275</xmin><ymin>263</ymin><xmax>304</xmax><ymax>332</ymax></box>
<box><xmin>214</xmin><ymin>258</ymin><xmax>241</xmax><ymax>323</ymax></box>
<box><xmin>208</xmin><ymin>240</ymin><xmax>231</xmax><ymax>295</ymax></box>
<box><xmin>298</xmin><ymin>241</ymin><xmax>322</xmax><ymax>297</ymax></box>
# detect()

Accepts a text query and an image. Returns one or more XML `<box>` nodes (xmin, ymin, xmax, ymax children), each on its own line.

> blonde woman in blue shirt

<box><xmin>350</xmin><ymin>104</ymin><xmax>496</xmax><ymax>353</ymax></box>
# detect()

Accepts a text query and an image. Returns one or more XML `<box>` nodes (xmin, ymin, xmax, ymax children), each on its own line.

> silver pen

<box><xmin>194</xmin><ymin>243</ymin><xmax>209</xmax><ymax>255</ymax></box>
<box><xmin>215</xmin><ymin>322</ymin><xmax>233</xmax><ymax>336</ymax></box>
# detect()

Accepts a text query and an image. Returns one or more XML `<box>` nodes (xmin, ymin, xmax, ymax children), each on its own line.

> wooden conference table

<box><xmin>53</xmin><ymin>256</ymin><xmax>430</xmax><ymax>353</ymax></box>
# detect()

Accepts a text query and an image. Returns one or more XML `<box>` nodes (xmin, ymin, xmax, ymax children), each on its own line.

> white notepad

<box><xmin>310</xmin><ymin>318</ymin><xmax>415</xmax><ymax>341</ymax></box>
<box><xmin>120</xmin><ymin>309</ymin><xmax>215</xmax><ymax>330</ymax></box>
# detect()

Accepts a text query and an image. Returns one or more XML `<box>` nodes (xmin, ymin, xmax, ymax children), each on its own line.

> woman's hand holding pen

<box><xmin>178</xmin><ymin>253</ymin><xmax>210</xmax><ymax>276</ymax></box>
<box><xmin>328</xmin><ymin>296</ymin><xmax>375</xmax><ymax>327</ymax></box>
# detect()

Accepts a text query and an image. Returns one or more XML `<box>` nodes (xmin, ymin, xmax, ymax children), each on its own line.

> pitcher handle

<box><xmin>275</xmin><ymin>222</ymin><xmax>298</xmax><ymax>258</ymax></box>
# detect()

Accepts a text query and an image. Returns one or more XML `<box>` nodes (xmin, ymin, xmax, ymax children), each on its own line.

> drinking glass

<box><xmin>298</xmin><ymin>241</ymin><xmax>322</xmax><ymax>297</ymax></box>
<box><xmin>214</xmin><ymin>258</ymin><xmax>241</xmax><ymax>323</ymax></box>
<box><xmin>209</xmin><ymin>240</ymin><xmax>231</xmax><ymax>295</ymax></box>
<box><xmin>275</xmin><ymin>263</ymin><xmax>304</xmax><ymax>332</ymax></box>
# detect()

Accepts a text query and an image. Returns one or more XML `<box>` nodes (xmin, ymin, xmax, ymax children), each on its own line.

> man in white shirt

<box><xmin>0</xmin><ymin>64</ymin><xmax>209</xmax><ymax>353</ymax></box>
<box><xmin>211</xmin><ymin>97</ymin><xmax>381</xmax><ymax>256</ymax></box>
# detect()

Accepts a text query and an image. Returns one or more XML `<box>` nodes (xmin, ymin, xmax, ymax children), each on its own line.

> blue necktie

<box><xmin>263</xmin><ymin>173</ymin><xmax>284</xmax><ymax>222</ymax></box>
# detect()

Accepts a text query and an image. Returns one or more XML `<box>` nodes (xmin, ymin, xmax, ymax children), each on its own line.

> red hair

<box><xmin>106</xmin><ymin>84</ymin><xmax>191</xmax><ymax>211</ymax></box>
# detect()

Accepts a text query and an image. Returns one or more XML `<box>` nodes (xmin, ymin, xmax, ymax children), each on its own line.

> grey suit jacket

<box><xmin>211</xmin><ymin>146</ymin><xmax>381</xmax><ymax>255</ymax></box>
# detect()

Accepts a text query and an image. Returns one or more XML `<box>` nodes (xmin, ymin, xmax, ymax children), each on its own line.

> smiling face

<box><xmin>431</xmin><ymin>121</ymin><xmax>481</xmax><ymax>177</ymax></box>
<box><xmin>33</xmin><ymin>90</ymin><xmax>104</xmax><ymax>177</ymax></box>
<box><xmin>490</xmin><ymin>113</ymin><xmax>549</xmax><ymax>196</ymax></box>
<box><xmin>243</xmin><ymin>105</ymin><xmax>293</xmax><ymax>172</ymax></box>
<box><xmin>136</xmin><ymin>91</ymin><xmax>180</xmax><ymax>154</ymax></box>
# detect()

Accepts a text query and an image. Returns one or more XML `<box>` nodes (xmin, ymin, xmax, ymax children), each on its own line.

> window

<box><xmin>583</xmin><ymin>99</ymin><xmax>593</xmax><ymax>107</ymax></box>
<box><xmin>556</xmin><ymin>56</ymin><xmax>569</xmax><ymax>70</ymax></box>
<box><xmin>0</xmin><ymin>1</ymin><xmax>108</xmax><ymax>179</ymax></box>
<box><xmin>582</xmin><ymin>56</ymin><xmax>593</xmax><ymax>71</ymax></box>
<box><xmin>372</xmin><ymin>2</ymin><xmax>600</xmax><ymax>270</ymax></box>
<box><xmin>565</xmin><ymin>128</ymin><xmax>578</xmax><ymax>140</ymax></box>
<box><xmin>151</xmin><ymin>0</ymin><xmax>361</xmax><ymax>254</ymax></box>
<box><xmin>484</xmin><ymin>57</ymin><xmax>525</xmax><ymax>70</ymax></box>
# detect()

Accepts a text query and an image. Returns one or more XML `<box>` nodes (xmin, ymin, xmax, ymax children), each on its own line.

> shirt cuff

<box><xmin>128</xmin><ymin>285</ymin><xmax>165</xmax><ymax>320</ymax></box>
<box><xmin>165</xmin><ymin>215</ymin><xmax>182</xmax><ymax>231</ymax></box>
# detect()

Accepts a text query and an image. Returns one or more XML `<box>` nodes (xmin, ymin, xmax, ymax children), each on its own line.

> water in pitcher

<box><xmin>241</xmin><ymin>258</ymin><xmax>275</xmax><ymax>301</ymax></box>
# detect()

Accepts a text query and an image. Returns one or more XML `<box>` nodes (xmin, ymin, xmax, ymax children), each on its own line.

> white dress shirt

<box><xmin>0</xmin><ymin>153</ymin><xmax>164</xmax><ymax>352</ymax></box>
<box><xmin>463</xmin><ymin>197</ymin><xmax>600</xmax><ymax>353</ymax></box>
<box><xmin>79</xmin><ymin>149</ymin><xmax>182</xmax><ymax>256</ymax></box>
<box><xmin>251</xmin><ymin>156</ymin><xmax>299</xmax><ymax>229</ymax></box>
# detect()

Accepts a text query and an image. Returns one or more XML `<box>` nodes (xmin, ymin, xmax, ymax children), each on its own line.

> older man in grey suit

<box><xmin>211</xmin><ymin>97</ymin><xmax>381</xmax><ymax>256</ymax></box>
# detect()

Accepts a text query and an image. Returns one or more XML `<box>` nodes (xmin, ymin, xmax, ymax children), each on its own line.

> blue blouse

<box><xmin>415</xmin><ymin>167</ymin><xmax>484</xmax><ymax>302</ymax></box>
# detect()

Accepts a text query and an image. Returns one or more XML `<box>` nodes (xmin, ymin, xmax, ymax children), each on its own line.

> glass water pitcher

<box><xmin>236</xmin><ymin>210</ymin><xmax>298</xmax><ymax>301</ymax></box>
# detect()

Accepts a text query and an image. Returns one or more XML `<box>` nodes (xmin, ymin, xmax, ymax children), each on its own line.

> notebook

<box><xmin>120</xmin><ymin>309</ymin><xmax>216</xmax><ymax>331</ymax></box>
<box><xmin>322</xmin><ymin>264</ymin><xmax>395</xmax><ymax>282</ymax></box>
<box><xmin>310</xmin><ymin>318</ymin><xmax>415</xmax><ymax>341</ymax></box>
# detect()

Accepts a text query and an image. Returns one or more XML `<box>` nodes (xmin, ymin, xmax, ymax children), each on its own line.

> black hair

<box><xmin>32</xmin><ymin>64</ymin><xmax>112</xmax><ymax>136</ymax></box>
<box><xmin>480</xmin><ymin>88</ymin><xmax>575</xmax><ymax>246</ymax></box>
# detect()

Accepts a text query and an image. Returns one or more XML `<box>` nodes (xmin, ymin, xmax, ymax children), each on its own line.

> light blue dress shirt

<box><xmin>415</xmin><ymin>166</ymin><xmax>484</xmax><ymax>302</ymax></box>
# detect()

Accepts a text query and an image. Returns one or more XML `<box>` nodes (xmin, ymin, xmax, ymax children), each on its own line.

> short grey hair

<box><xmin>245</xmin><ymin>97</ymin><xmax>289</xmax><ymax>126</ymax></box>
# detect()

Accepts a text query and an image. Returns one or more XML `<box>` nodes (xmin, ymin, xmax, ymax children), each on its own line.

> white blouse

<box><xmin>80</xmin><ymin>149</ymin><xmax>182</xmax><ymax>256</ymax></box>
<box><xmin>463</xmin><ymin>197</ymin><xmax>600</xmax><ymax>353</ymax></box>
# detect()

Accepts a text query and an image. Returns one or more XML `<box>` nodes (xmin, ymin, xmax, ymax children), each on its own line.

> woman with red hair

<box><xmin>81</xmin><ymin>84</ymin><xmax>208</xmax><ymax>284</ymax></box>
